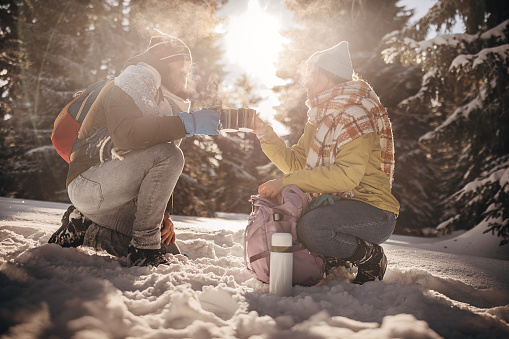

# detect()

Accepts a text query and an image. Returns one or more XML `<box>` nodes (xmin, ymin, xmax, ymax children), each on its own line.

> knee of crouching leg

<box><xmin>296</xmin><ymin>216</ymin><xmax>312</xmax><ymax>247</ymax></box>
<box><xmin>169</xmin><ymin>144</ymin><xmax>184</xmax><ymax>171</ymax></box>
<box><xmin>151</xmin><ymin>143</ymin><xmax>184</xmax><ymax>171</ymax></box>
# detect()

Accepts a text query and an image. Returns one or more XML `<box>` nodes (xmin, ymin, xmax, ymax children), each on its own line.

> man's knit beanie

<box><xmin>307</xmin><ymin>41</ymin><xmax>353</xmax><ymax>81</ymax></box>
<box><xmin>147</xmin><ymin>33</ymin><xmax>192</xmax><ymax>63</ymax></box>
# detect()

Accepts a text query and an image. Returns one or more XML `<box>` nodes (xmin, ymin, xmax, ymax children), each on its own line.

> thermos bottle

<box><xmin>269</xmin><ymin>233</ymin><xmax>293</xmax><ymax>297</ymax></box>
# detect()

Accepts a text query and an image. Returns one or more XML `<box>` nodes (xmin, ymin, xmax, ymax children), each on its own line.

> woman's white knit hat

<box><xmin>307</xmin><ymin>41</ymin><xmax>353</xmax><ymax>81</ymax></box>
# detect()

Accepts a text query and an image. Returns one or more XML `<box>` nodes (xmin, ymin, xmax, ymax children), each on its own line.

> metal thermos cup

<box><xmin>237</xmin><ymin>108</ymin><xmax>256</xmax><ymax>132</ymax></box>
<box><xmin>220</xmin><ymin>109</ymin><xmax>238</xmax><ymax>132</ymax></box>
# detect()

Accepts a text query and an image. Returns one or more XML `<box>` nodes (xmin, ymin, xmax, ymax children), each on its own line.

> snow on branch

<box><xmin>480</xmin><ymin>19</ymin><xmax>509</xmax><ymax>41</ymax></box>
<box><xmin>419</xmin><ymin>96</ymin><xmax>482</xmax><ymax>143</ymax></box>
<box><xmin>383</xmin><ymin>19</ymin><xmax>509</xmax><ymax>69</ymax></box>
<box><xmin>441</xmin><ymin>160</ymin><xmax>509</xmax><ymax>245</ymax></box>
<box><xmin>455</xmin><ymin>161</ymin><xmax>509</xmax><ymax>200</ymax></box>
<box><xmin>450</xmin><ymin>44</ymin><xmax>509</xmax><ymax>71</ymax></box>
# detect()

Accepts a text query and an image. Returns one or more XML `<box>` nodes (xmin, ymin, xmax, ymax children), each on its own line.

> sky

<box><xmin>216</xmin><ymin>0</ymin><xmax>295</xmax><ymax>133</ymax></box>
<box><xmin>215</xmin><ymin>0</ymin><xmax>440</xmax><ymax>134</ymax></box>
<box><xmin>0</xmin><ymin>197</ymin><xmax>508</xmax><ymax>338</ymax></box>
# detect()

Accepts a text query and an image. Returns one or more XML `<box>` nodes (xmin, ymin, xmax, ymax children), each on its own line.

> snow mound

<box><xmin>1</xmin><ymin>198</ymin><xmax>508</xmax><ymax>338</ymax></box>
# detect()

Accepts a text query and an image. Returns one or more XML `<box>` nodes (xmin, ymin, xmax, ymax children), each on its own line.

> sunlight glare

<box><xmin>224</xmin><ymin>0</ymin><xmax>286</xmax><ymax>87</ymax></box>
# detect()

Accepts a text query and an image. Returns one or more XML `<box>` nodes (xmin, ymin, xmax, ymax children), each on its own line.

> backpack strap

<box><xmin>249</xmin><ymin>244</ymin><xmax>308</xmax><ymax>263</ymax></box>
<box><xmin>69</xmin><ymin>80</ymin><xmax>111</xmax><ymax>154</ymax></box>
<box><xmin>249</xmin><ymin>251</ymin><xmax>270</xmax><ymax>263</ymax></box>
<box><xmin>78</xmin><ymin>81</ymin><xmax>115</xmax><ymax>133</ymax></box>
<box><xmin>68</xmin><ymin>80</ymin><xmax>108</xmax><ymax>122</ymax></box>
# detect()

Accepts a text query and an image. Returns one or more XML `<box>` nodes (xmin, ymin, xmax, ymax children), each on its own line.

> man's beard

<box><xmin>162</xmin><ymin>77</ymin><xmax>188</xmax><ymax>99</ymax></box>
<box><xmin>174</xmin><ymin>88</ymin><xmax>188</xmax><ymax>99</ymax></box>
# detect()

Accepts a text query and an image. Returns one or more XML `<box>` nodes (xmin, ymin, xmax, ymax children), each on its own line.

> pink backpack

<box><xmin>243</xmin><ymin>185</ymin><xmax>325</xmax><ymax>286</ymax></box>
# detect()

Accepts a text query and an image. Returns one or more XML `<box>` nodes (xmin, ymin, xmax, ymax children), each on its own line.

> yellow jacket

<box><xmin>259</xmin><ymin>123</ymin><xmax>400</xmax><ymax>215</ymax></box>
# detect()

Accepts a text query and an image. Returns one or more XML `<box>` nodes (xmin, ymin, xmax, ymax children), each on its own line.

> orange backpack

<box><xmin>51</xmin><ymin>80</ymin><xmax>111</xmax><ymax>163</ymax></box>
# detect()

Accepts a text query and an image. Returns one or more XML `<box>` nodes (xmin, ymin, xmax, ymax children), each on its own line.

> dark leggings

<box><xmin>297</xmin><ymin>200</ymin><xmax>397</xmax><ymax>258</ymax></box>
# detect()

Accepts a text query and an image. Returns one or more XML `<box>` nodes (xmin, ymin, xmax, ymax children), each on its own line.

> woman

<box><xmin>252</xmin><ymin>41</ymin><xmax>399</xmax><ymax>284</ymax></box>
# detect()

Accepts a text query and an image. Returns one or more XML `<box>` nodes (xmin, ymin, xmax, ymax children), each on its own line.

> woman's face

<box><xmin>303</xmin><ymin>64</ymin><xmax>331</xmax><ymax>100</ymax></box>
<box><xmin>166</xmin><ymin>58</ymin><xmax>192</xmax><ymax>97</ymax></box>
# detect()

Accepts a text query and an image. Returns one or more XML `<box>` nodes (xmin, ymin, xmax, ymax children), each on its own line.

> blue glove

<box><xmin>307</xmin><ymin>194</ymin><xmax>341</xmax><ymax>212</ymax></box>
<box><xmin>178</xmin><ymin>108</ymin><xmax>220</xmax><ymax>136</ymax></box>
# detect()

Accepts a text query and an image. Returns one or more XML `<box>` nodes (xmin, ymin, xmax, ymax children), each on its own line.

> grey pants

<box><xmin>297</xmin><ymin>199</ymin><xmax>397</xmax><ymax>259</ymax></box>
<box><xmin>68</xmin><ymin>143</ymin><xmax>184</xmax><ymax>250</ymax></box>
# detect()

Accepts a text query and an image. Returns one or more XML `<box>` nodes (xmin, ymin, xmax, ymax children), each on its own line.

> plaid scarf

<box><xmin>305</xmin><ymin>80</ymin><xmax>395</xmax><ymax>198</ymax></box>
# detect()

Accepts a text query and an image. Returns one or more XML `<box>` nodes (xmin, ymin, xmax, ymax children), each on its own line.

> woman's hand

<box><xmin>161</xmin><ymin>211</ymin><xmax>176</xmax><ymax>244</ymax></box>
<box><xmin>258</xmin><ymin>178</ymin><xmax>284</xmax><ymax>198</ymax></box>
<box><xmin>252</xmin><ymin>115</ymin><xmax>268</xmax><ymax>136</ymax></box>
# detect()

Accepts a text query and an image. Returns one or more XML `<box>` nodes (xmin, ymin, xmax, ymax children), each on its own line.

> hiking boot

<box><xmin>347</xmin><ymin>238</ymin><xmax>387</xmax><ymax>285</ymax></box>
<box><xmin>324</xmin><ymin>256</ymin><xmax>351</xmax><ymax>276</ymax></box>
<box><xmin>48</xmin><ymin>205</ymin><xmax>93</xmax><ymax>248</ymax></box>
<box><xmin>127</xmin><ymin>245</ymin><xmax>169</xmax><ymax>267</ymax></box>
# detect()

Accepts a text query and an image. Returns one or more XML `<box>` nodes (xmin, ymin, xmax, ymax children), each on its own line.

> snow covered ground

<box><xmin>1</xmin><ymin>197</ymin><xmax>508</xmax><ymax>339</ymax></box>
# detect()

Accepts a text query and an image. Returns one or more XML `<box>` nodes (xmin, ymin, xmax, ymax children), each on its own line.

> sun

<box><xmin>223</xmin><ymin>0</ymin><xmax>286</xmax><ymax>87</ymax></box>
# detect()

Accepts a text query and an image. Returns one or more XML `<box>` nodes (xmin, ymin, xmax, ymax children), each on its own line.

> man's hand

<box><xmin>178</xmin><ymin>109</ymin><xmax>221</xmax><ymax>137</ymax></box>
<box><xmin>161</xmin><ymin>211</ymin><xmax>176</xmax><ymax>244</ymax></box>
<box><xmin>258</xmin><ymin>178</ymin><xmax>284</xmax><ymax>199</ymax></box>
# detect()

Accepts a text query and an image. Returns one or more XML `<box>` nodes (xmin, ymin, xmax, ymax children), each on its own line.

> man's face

<box><xmin>166</xmin><ymin>58</ymin><xmax>192</xmax><ymax>97</ymax></box>
<box><xmin>303</xmin><ymin>64</ymin><xmax>330</xmax><ymax>100</ymax></box>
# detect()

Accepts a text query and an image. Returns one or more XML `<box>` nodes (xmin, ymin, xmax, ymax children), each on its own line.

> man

<box><xmin>49</xmin><ymin>33</ymin><xmax>221</xmax><ymax>267</ymax></box>
<box><xmin>252</xmin><ymin>41</ymin><xmax>399</xmax><ymax>284</ymax></box>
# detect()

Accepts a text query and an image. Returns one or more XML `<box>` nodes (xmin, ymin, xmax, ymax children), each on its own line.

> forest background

<box><xmin>1</xmin><ymin>0</ymin><xmax>508</xmax><ymax>247</ymax></box>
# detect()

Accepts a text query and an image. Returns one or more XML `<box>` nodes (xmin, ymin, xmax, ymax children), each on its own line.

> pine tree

<box><xmin>0</xmin><ymin>0</ymin><xmax>22</xmax><ymax>121</ymax></box>
<box><xmin>0</xmin><ymin>0</ymin><xmax>23</xmax><ymax>197</ymax></box>
<box><xmin>383</xmin><ymin>0</ymin><xmax>509</xmax><ymax>244</ymax></box>
<box><xmin>0</xmin><ymin>0</ymin><xmax>108</xmax><ymax>201</ymax></box>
